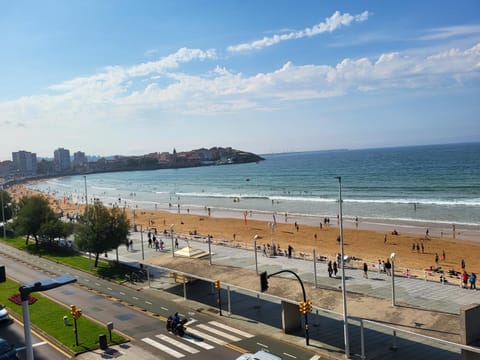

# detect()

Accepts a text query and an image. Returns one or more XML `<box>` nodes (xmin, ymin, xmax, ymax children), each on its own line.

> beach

<box><xmin>6</xmin><ymin>183</ymin><xmax>480</xmax><ymax>284</ymax></box>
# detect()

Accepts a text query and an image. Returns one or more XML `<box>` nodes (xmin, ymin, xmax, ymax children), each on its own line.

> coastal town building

<box><xmin>73</xmin><ymin>151</ymin><xmax>87</xmax><ymax>167</ymax></box>
<box><xmin>54</xmin><ymin>148</ymin><xmax>71</xmax><ymax>173</ymax></box>
<box><xmin>11</xmin><ymin>150</ymin><xmax>37</xmax><ymax>176</ymax></box>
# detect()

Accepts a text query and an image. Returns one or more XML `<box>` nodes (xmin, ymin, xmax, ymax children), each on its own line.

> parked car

<box><xmin>0</xmin><ymin>305</ymin><xmax>11</xmax><ymax>324</ymax></box>
<box><xmin>0</xmin><ymin>337</ymin><xmax>18</xmax><ymax>359</ymax></box>
<box><xmin>235</xmin><ymin>350</ymin><xmax>283</xmax><ymax>360</ymax></box>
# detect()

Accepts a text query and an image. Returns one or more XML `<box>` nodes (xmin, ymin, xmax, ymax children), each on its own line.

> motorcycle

<box><xmin>166</xmin><ymin>314</ymin><xmax>188</xmax><ymax>336</ymax></box>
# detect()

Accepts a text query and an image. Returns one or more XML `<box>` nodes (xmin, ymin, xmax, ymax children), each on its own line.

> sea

<box><xmin>28</xmin><ymin>143</ymin><xmax>480</xmax><ymax>236</ymax></box>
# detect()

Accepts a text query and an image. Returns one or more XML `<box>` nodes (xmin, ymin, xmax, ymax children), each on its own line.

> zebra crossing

<box><xmin>141</xmin><ymin>319</ymin><xmax>254</xmax><ymax>358</ymax></box>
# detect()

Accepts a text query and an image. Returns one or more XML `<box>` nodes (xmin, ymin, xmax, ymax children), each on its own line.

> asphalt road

<box><xmin>0</xmin><ymin>243</ymin><xmax>321</xmax><ymax>359</ymax></box>
<box><xmin>0</xmin><ymin>316</ymin><xmax>70</xmax><ymax>360</ymax></box>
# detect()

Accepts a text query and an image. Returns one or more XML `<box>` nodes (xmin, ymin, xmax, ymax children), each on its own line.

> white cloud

<box><xmin>1</xmin><ymin>42</ymin><xmax>479</xmax><ymax>131</ymax></box>
<box><xmin>227</xmin><ymin>10</ymin><xmax>370</xmax><ymax>53</ymax></box>
<box><xmin>419</xmin><ymin>25</ymin><xmax>480</xmax><ymax>41</ymax></box>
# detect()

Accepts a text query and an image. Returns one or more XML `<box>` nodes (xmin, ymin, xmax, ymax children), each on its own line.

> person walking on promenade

<box><xmin>462</xmin><ymin>270</ymin><xmax>469</xmax><ymax>288</ymax></box>
<box><xmin>470</xmin><ymin>273</ymin><xmax>477</xmax><ymax>289</ymax></box>
<box><xmin>327</xmin><ymin>261</ymin><xmax>333</xmax><ymax>278</ymax></box>
<box><xmin>288</xmin><ymin>245</ymin><xmax>293</xmax><ymax>259</ymax></box>
<box><xmin>363</xmin><ymin>262</ymin><xmax>368</xmax><ymax>279</ymax></box>
<box><xmin>333</xmin><ymin>261</ymin><xmax>338</xmax><ymax>277</ymax></box>
<box><xmin>385</xmin><ymin>258</ymin><xmax>392</xmax><ymax>276</ymax></box>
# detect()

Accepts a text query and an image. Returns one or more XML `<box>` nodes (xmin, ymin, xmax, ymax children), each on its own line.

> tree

<box><xmin>39</xmin><ymin>219</ymin><xmax>73</xmax><ymax>245</ymax></box>
<box><xmin>13</xmin><ymin>195</ymin><xmax>56</xmax><ymax>245</ymax></box>
<box><xmin>0</xmin><ymin>189</ymin><xmax>15</xmax><ymax>222</ymax></box>
<box><xmin>75</xmin><ymin>201</ymin><xmax>130</xmax><ymax>267</ymax></box>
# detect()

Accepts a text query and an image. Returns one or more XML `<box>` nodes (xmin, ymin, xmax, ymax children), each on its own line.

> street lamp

<box><xmin>1</xmin><ymin>184</ymin><xmax>6</xmax><ymax>239</ymax></box>
<box><xmin>253</xmin><ymin>234</ymin><xmax>259</xmax><ymax>274</ymax></box>
<box><xmin>170</xmin><ymin>224</ymin><xmax>175</xmax><ymax>257</ymax></box>
<box><xmin>83</xmin><ymin>176</ymin><xmax>92</xmax><ymax>272</ymax></box>
<box><xmin>390</xmin><ymin>252</ymin><xmax>396</xmax><ymax>306</ymax></box>
<box><xmin>20</xmin><ymin>275</ymin><xmax>77</xmax><ymax>360</ymax></box>
<box><xmin>336</xmin><ymin>176</ymin><xmax>350</xmax><ymax>358</ymax></box>
<box><xmin>269</xmin><ymin>222</ymin><xmax>276</xmax><ymax>256</ymax></box>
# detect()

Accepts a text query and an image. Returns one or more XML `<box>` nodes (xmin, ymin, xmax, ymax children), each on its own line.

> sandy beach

<box><xmin>6</xmin><ymin>183</ymin><xmax>480</xmax><ymax>283</ymax></box>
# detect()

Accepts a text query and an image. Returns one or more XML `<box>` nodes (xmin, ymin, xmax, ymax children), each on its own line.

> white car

<box><xmin>235</xmin><ymin>350</ymin><xmax>283</xmax><ymax>360</ymax></box>
<box><xmin>0</xmin><ymin>305</ymin><xmax>11</xmax><ymax>323</ymax></box>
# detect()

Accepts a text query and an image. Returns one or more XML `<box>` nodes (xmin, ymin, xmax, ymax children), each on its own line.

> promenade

<box><xmin>104</xmin><ymin>230</ymin><xmax>480</xmax><ymax>359</ymax></box>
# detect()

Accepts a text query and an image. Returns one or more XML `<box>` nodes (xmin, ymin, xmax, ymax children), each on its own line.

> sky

<box><xmin>1</xmin><ymin>1</ymin><xmax>479</xmax><ymax>160</ymax></box>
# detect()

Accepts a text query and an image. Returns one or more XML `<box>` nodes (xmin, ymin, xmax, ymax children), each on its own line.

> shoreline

<box><xmin>6</xmin><ymin>183</ymin><xmax>480</xmax><ymax>280</ymax></box>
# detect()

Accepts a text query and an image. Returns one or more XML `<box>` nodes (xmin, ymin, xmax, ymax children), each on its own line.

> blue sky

<box><xmin>1</xmin><ymin>1</ymin><xmax>479</xmax><ymax>160</ymax></box>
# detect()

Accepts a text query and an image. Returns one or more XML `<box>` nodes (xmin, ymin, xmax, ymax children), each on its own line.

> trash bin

<box><xmin>99</xmin><ymin>334</ymin><xmax>107</xmax><ymax>350</ymax></box>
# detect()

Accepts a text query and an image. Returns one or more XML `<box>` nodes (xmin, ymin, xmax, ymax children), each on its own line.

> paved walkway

<box><xmin>114</xmin><ymin>231</ymin><xmax>480</xmax><ymax>315</ymax></box>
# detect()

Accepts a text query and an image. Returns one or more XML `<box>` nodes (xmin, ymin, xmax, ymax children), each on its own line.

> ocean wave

<box><xmin>91</xmin><ymin>186</ymin><xmax>117</xmax><ymax>191</ymax></box>
<box><xmin>45</xmin><ymin>180</ymin><xmax>72</xmax><ymax>188</ymax></box>
<box><xmin>344</xmin><ymin>198</ymin><xmax>480</xmax><ymax>206</ymax></box>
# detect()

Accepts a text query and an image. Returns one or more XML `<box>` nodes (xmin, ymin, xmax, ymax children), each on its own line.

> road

<box><xmin>0</xmin><ymin>242</ymin><xmax>321</xmax><ymax>359</ymax></box>
<box><xmin>0</xmin><ymin>317</ymin><xmax>70</xmax><ymax>360</ymax></box>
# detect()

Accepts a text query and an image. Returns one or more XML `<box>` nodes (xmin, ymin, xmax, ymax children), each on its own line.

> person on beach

<box><xmin>442</xmin><ymin>250</ymin><xmax>446</xmax><ymax>261</ymax></box>
<box><xmin>461</xmin><ymin>259</ymin><xmax>466</xmax><ymax>270</ymax></box>
<box><xmin>435</xmin><ymin>253</ymin><xmax>439</xmax><ymax>265</ymax></box>
<box><xmin>327</xmin><ymin>261</ymin><xmax>333</xmax><ymax>278</ymax></box>
<box><xmin>363</xmin><ymin>262</ymin><xmax>368</xmax><ymax>278</ymax></box>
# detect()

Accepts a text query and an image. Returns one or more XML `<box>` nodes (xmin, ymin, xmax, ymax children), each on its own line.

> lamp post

<box><xmin>170</xmin><ymin>224</ymin><xmax>175</xmax><ymax>257</ymax></box>
<box><xmin>20</xmin><ymin>275</ymin><xmax>77</xmax><ymax>360</ymax></box>
<box><xmin>390</xmin><ymin>252</ymin><xmax>396</xmax><ymax>307</ymax></box>
<box><xmin>336</xmin><ymin>176</ymin><xmax>350</xmax><ymax>358</ymax></box>
<box><xmin>253</xmin><ymin>234</ymin><xmax>259</xmax><ymax>274</ymax></box>
<box><xmin>1</xmin><ymin>184</ymin><xmax>6</xmax><ymax>239</ymax></box>
<box><xmin>269</xmin><ymin>222</ymin><xmax>276</xmax><ymax>256</ymax></box>
<box><xmin>83</xmin><ymin>176</ymin><xmax>92</xmax><ymax>271</ymax></box>
<box><xmin>140</xmin><ymin>224</ymin><xmax>144</xmax><ymax>260</ymax></box>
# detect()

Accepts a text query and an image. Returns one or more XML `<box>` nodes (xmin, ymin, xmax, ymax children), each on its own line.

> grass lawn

<box><xmin>0</xmin><ymin>278</ymin><xmax>126</xmax><ymax>353</ymax></box>
<box><xmin>1</xmin><ymin>237</ymin><xmax>131</xmax><ymax>282</ymax></box>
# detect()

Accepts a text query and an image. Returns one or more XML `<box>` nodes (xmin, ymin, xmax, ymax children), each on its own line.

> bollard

<box><xmin>63</xmin><ymin>316</ymin><xmax>68</xmax><ymax>326</ymax></box>
<box><xmin>99</xmin><ymin>334</ymin><xmax>108</xmax><ymax>350</ymax></box>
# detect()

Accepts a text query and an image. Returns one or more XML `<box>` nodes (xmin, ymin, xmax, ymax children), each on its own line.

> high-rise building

<box><xmin>54</xmin><ymin>148</ymin><xmax>71</xmax><ymax>173</ymax></box>
<box><xmin>11</xmin><ymin>150</ymin><xmax>37</xmax><ymax>176</ymax></box>
<box><xmin>73</xmin><ymin>151</ymin><xmax>87</xmax><ymax>167</ymax></box>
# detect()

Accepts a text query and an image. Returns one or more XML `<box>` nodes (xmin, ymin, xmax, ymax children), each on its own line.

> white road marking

<box><xmin>209</xmin><ymin>321</ymin><xmax>254</xmax><ymax>338</ymax></box>
<box><xmin>107</xmin><ymin>287</ymin><xmax>112</xmax><ymax>291</ymax></box>
<box><xmin>132</xmin><ymin>296</ymin><xmax>139</xmax><ymax>300</ymax></box>
<box><xmin>182</xmin><ymin>334</ymin><xmax>215</xmax><ymax>350</ymax></box>
<box><xmin>142</xmin><ymin>337</ymin><xmax>184</xmax><ymax>358</ymax></box>
<box><xmin>309</xmin><ymin>356</ymin><xmax>321</xmax><ymax>360</ymax></box>
<box><xmin>186</xmin><ymin>328</ymin><xmax>226</xmax><ymax>346</ymax></box>
<box><xmin>95</xmin><ymin>282</ymin><xmax>100</xmax><ymax>286</ymax></box>
<box><xmin>196</xmin><ymin>324</ymin><xmax>241</xmax><ymax>342</ymax></box>
<box><xmin>161</xmin><ymin>306</ymin><xmax>169</xmax><ymax>311</ymax></box>
<box><xmin>155</xmin><ymin>334</ymin><xmax>199</xmax><ymax>354</ymax></box>
<box><xmin>257</xmin><ymin>342</ymin><xmax>268</xmax><ymax>348</ymax></box>
<box><xmin>283</xmin><ymin>352</ymin><xmax>297</xmax><ymax>358</ymax></box>
<box><xmin>119</xmin><ymin>292</ymin><xmax>125</xmax><ymax>296</ymax></box>
<box><xmin>145</xmin><ymin>301</ymin><xmax>152</xmax><ymax>305</ymax></box>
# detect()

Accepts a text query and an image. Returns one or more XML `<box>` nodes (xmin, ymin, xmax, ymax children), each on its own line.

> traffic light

<box><xmin>298</xmin><ymin>301</ymin><xmax>305</xmax><ymax>314</ymax></box>
<box><xmin>299</xmin><ymin>300</ymin><xmax>312</xmax><ymax>314</ymax></box>
<box><xmin>75</xmin><ymin>309</ymin><xmax>82</xmax><ymax>319</ymax></box>
<box><xmin>70</xmin><ymin>304</ymin><xmax>82</xmax><ymax>319</ymax></box>
<box><xmin>305</xmin><ymin>300</ymin><xmax>312</xmax><ymax>313</ymax></box>
<box><xmin>260</xmin><ymin>271</ymin><xmax>269</xmax><ymax>292</ymax></box>
<box><xmin>214</xmin><ymin>279</ymin><xmax>220</xmax><ymax>289</ymax></box>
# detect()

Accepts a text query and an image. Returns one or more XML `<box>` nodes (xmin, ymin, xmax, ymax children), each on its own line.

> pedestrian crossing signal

<box><xmin>214</xmin><ymin>279</ymin><xmax>220</xmax><ymax>289</ymax></box>
<box><xmin>260</xmin><ymin>271</ymin><xmax>269</xmax><ymax>292</ymax></box>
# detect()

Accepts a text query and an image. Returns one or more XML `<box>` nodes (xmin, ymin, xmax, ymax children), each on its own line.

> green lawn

<box><xmin>0</xmin><ymin>278</ymin><xmax>126</xmax><ymax>353</ymax></box>
<box><xmin>1</xmin><ymin>237</ymin><xmax>131</xmax><ymax>281</ymax></box>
